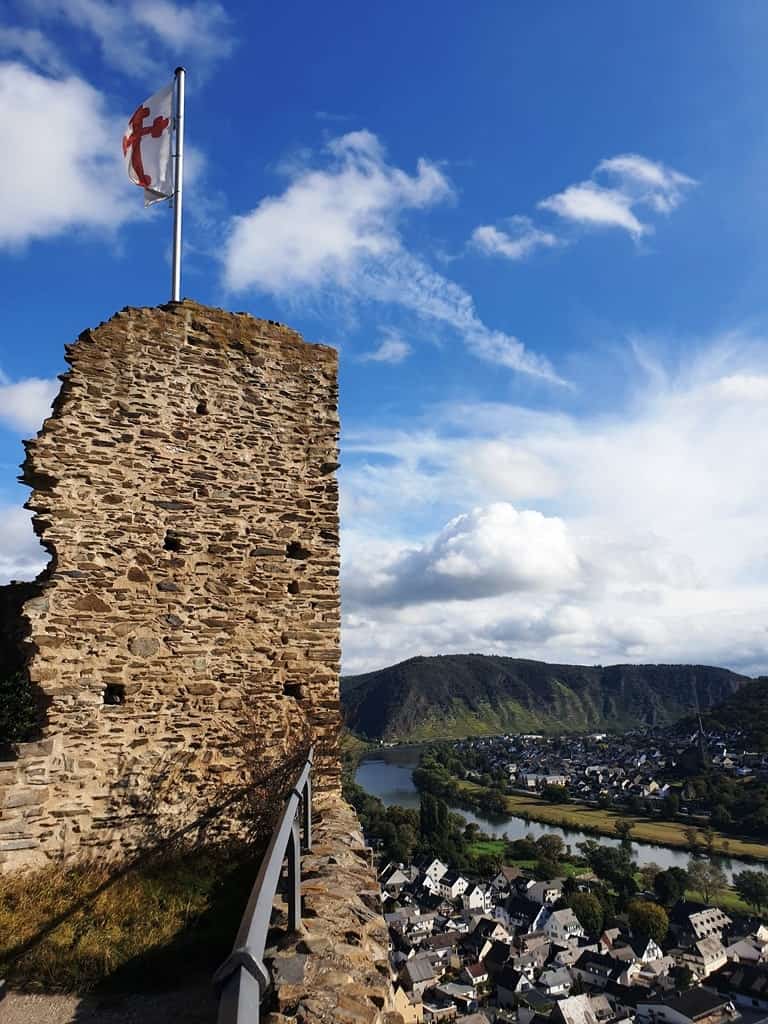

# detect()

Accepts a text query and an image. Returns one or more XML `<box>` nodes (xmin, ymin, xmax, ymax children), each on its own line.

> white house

<box><xmin>526</xmin><ymin>879</ymin><xmax>564</xmax><ymax>905</ymax></box>
<box><xmin>421</xmin><ymin>858</ymin><xmax>449</xmax><ymax>891</ymax></box>
<box><xmin>436</xmin><ymin>871</ymin><xmax>469</xmax><ymax>900</ymax></box>
<box><xmin>542</xmin><ymin>908</ymin><xmax>585</xmax><ymax>943</ymax></box>
<box><xmin>678</xmin><ymin>936</ymin><xmax>728</xmax><ymax>979</ymax></box>
<box><xmin>463</xmin><ymin>884</ymin><xmax>494</xmax><ymax>913</ymax></box>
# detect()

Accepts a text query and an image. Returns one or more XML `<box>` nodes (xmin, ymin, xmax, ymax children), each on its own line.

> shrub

<box><xmin>0</xmin><ymin>672</ymin><xmax>39</xmax><ymax>746</ymax></box>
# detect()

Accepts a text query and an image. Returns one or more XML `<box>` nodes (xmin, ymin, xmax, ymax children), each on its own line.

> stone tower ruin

<box><xmin>0</xmin><ymin>301</ymin><xmax>341</xmax><ymax>872</ymax></box>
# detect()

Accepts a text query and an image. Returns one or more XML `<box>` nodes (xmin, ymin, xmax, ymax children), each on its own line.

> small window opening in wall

<box><xmin>196</xmin><ymin>399</ymin><xmax>208</xmax><ymax>415</ymax></box>
<box><xmin>164</xmin><ymin>531</ymin><xmax>182</xmax><ymax>552</ymax></box>
<box><xmin>288</xmin><ymin>580</ymin><xmax>300</xmax><ymax>594</ymax></box>
<box><xmin>283</xmin><ymin>682</ymin><xmax>303</xmax><ymax>700</ymax></box>
<box><xmin>286</xmin><ymin>541</ymin><xmax>310</xmax><ymax>560</ymax></box>
<box><xmin>104</xmin><ymin>683</ymin><xmax>126</xmax><ymax>706</ymax></box>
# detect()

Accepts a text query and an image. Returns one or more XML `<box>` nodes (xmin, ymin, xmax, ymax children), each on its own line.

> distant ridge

<box><xmin>340</xmin><ymin>653</ymin><xmax>751</xmax><ymax>742</ymax></box>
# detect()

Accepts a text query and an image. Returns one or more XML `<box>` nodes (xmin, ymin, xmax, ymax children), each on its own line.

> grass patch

<box><xmin>467</xmin><ymin>839</ymin><xmax>507</xmax><ymax>857</ymax></box>
<box><xmin>0</xmin><ymin>842</ymin><xmax>264</xmax><ymax>994</ymax></box>
<box><xmin>453</xmin><ymin>779</ymin><xmax>768</xmax><ymax>861</ymax></box>
<box><xmin>464</xmin><ymin>840</ymin><xmax>589</xmax><ymax>879</ymax></box>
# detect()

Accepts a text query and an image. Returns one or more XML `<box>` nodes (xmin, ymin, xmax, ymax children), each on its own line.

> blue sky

<box><xmin>1</xmin><ymin>1</ymin><xmax>767</xmax><ymax>675</ymax></box>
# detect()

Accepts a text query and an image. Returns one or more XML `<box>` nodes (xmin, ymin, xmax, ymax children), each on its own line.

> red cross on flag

<box><xmin>122</xmin><ymin>81</ymin><xmax>174</xmax><ymax>206</ymax></box>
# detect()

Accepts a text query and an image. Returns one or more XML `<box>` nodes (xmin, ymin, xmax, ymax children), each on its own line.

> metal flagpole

<box><xmin>170</xmin><ymin>66</ymin><xmax>186</xmax><ymax>302</ymax></box>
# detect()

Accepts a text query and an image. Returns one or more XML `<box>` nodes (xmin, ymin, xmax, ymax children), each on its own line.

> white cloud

<box><xmin>225</xmin><ymin>130</ymin><xmax>452</xmax><ymax>293</ymax></box>
<box><xmin>341</xmin><ymin>335</ymin><xmax>768</xmax><ymax>675</ymax></box>
<box><xmin>25</xmin><ymin>0</ymin><xmax>233</xmax><ymax>78</ymax></box>
<box><xmin>540</xmin><ymin>153</ymin><xmax>696</xmax><ymax>238</ymax></box>
<box><xmin>0</xmin><ymin>506</ymin><xmax>47</xmax><ymax>584</ymax></box>
<box><xmin>346</xmin><ymin>503</ymin><xmax>580</xmax><ymax>607</ymax></box>
<box><xmin>471</xmin><ymin>216</ymin><xmax>559</xmax><ymax>260</ymax></box>
<box><xmin>0</xmin><ymin>373</ymin><xmax>58</xmax><ymax>432</ymax></box>
<box><xmin>541</xmin><ymin>182</ymin><xmax>647</xmax><ymax>238</ymax></box>
<box><xmin>0</xmin><ymin>62</ymin><xmax>132</xmax><ymax>247</ymax></box>
<box><xmin>223</xmin><ymin>131</ymin><xmax>565</xmax><ymax>383</ymax></box>
<box><xmin>359</xmin><ymin>328</ymin><xmax>411</xmax><ymax>364</ymax></box>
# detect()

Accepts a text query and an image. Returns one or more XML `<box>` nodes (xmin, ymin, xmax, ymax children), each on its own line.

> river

<box><xmin>355</xmin><ymin>746</ymin><xmax>755</xmax><ymax>882</ymax></box>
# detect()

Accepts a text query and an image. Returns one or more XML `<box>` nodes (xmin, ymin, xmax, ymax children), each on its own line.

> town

<box><xmin>416</xmin><ymin>722</ymin><xmax>768</xmax><ymax>844</ymax></box>
<box><xmin>343</xmin><ymin>716</ymin><xmax>768</xmax><ymax>1024</ymax></box>
<box><xmin>377</xmin><ymin>833</ymin><xmax>768</xmax><ymax>1024</ymax></box>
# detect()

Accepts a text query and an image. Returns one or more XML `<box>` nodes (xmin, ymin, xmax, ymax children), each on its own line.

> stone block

<box><xmin>3</xmin><ymin>787</ymin><xmax>48</xmax><ymax>809</ymax></box>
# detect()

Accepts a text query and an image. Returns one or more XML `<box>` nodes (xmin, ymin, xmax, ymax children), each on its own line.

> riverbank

<box><xmin>454</xmin><ymin>778</ymin><xmax>768</xmax><ymax>862</ymax></box>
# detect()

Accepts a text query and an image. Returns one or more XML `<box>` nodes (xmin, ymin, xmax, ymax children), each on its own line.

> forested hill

<box><xmin>702</xmin><ymin>676</ymin><xmax>768</xmax><ymax>750</ymax></box>
<box><xmin>340</xmin><ymin>654</ymin><xmax>751</xmax><ymax>742</ymax></box>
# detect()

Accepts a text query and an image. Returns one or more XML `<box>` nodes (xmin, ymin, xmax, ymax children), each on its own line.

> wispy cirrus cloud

<box><xmin>0</xmin><ymin>25</ymin><xmax>68</xmax><ymax>75</ymax></box>
<box><xmin>22</xmin><ymin>0</ymin><xmax>234</xmax><ymax>79</ymax></box>
<box><xmin>359</xmin><ymin>328</ymin><xmax>411</xmax><ymax>365</ymax></box>
<box><xmin>471</xmin><ymin>153</ymin><xmax>697</xmax><ymax>263</ymax></box>
<box><xmin>223</xmin><ymin>130</ymin><xmax>565</xmax><ymax>383</ymax></box>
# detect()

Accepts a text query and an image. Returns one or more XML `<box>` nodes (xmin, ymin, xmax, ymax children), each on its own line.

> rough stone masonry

<box><xmin>0</xmin><ymin>301</ymin><xmax>342</xmax><ymax>871</ymax></box>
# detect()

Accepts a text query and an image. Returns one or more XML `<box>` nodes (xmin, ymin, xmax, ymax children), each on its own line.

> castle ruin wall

<box><xmin>0</xmin><ymin>300</ymin><xmax>341</xmax><ymax>871</ymax></box>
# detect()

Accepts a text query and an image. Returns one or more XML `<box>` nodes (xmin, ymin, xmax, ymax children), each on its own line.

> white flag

<box><xmin>122</xmin><ymin>82</ymin><xmax>174</xmax><ymax>207</ymax></box>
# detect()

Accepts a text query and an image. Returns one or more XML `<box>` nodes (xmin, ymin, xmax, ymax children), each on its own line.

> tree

<box><xmin>701</xmin><ymin>826</ymin><xmax>716</xmax><ymax>856</ymax></box>
<box><xmin>628</xmin><ymin>899</ymin><xmax>669</xmax><ymax>946</ymax></box>
<box><xmin>733</xmin><ymin>870</ymin><xmax>768</xmax><ymax>913</ymax></box>
<box><xmin>670</xmin><ymin>964</ymin><xmax>694</xmax><ymax>990</ymax></box>
<box><xmin>508</xmin><ymin>835</ymin><xmax>539</xmax><ymax>860</ymax></box>
<box><xmin>654</xmin><ymin>867</ymin><xmax>688</xmax><ymax>907</ymax></box>
<box><xmin>464</xmin><ymin>821</ymin><xmax>481</xmax><ymax>841</ymax></box>
<box><xmin>686</xmin><ymin>858</ymin><xmax>727</xmax><ymax>904</ymax></box>
<box><xmin>570</xmin><ymin>892</ymin><xmax>605</xmax><ymax>936</ymax></box>
<box><xmin>711</xmin><ymin>804</ymin><xmax>732</xmax><ymax>830</ymax></box>
<box><xmin>562</xmin><ymin>875</ymin><xmax>579</xmax><ymax>898</ymax></box>
<box><xmin>615</xmin><ymin>820</ymin><xmax>634</xmax><ymax>855</ymax></box>
<box><xmin>684</xmin><ymin>826</ymin><xmax>699</xmax><ymax>851</ymax></box>
<box><xmin>534</xmin><ymin>857</ymin><xmax>560</xmax><ymax>880</ymax></box>
<box><xmin>579</xmin><ymin>841</ymin><xmax>637</xmax><ymax>909</ymax></box>
<box><xmin>542</xmin><ymin>784</ymin><xmax>570</xmax><ymax>803</ymax></box>
<box><xmin>639</xmin><ymin>862</ymin><xmax>663</xmax><ymax>893</ymax></box>
<box><xmin>662</xmin><ymin>793</ymin><xmax>680</xmax><ymax>819</ymax></box>
<box><xmin>537</xmin><ymin>834</ymin><xmax>565</xmax><ymax>863</ymax></box>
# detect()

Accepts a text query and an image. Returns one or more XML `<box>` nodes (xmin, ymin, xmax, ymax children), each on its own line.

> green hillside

<box><xmin>340</xmin><ymin>653</ymin><xmax>751</xmax><ymax>742</ymax></box>
<box><xmin>703</xmin><ymin>676</ymin><xmax>768</xmax><ymax>750</ymax></box>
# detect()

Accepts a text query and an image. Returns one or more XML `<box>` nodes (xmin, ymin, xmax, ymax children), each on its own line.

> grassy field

<box><xmin>455</xmin><ymin>779</ymin><xmax>768</xmax><ymax>861</ymax></box>
<box><xmin>465</xmin><ymin>840</ymin><xmax>589</xmax><ymax>877</ymax></box>
<box><xmin>0</xmin><ymin>843</ymin><xmax>262</xmax><ymax>994</ymax></box>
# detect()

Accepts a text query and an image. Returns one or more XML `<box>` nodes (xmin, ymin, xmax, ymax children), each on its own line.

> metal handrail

<box><xmin>213</xmin><ymin>746</ymin><xmax>314</xmax><ymax>1024</ymax></box>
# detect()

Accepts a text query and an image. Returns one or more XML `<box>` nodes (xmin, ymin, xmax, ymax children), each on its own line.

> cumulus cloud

<box><xmin>0</xmin><ymin>62</ymin><xmax>132</xmax><ymax>247</ymax></box>
<box><xmin>359</xmin><ymin>328</ymin><xmax>411</xmax><ymax>364</ymax></box>
<box><xmin>471</xmin><ymin>216</ymin><xmax>559</xmax><ymax>260</ymax></box>
<box><xmin>539</xmin><ymin>153</ymin><xmax>697</xmax><ymax>239</ymax></box>
<box><xmin>223</xmin><ymin>131</ymin><xmax>564</xmax><ymax>383</ymax></box>
<box><xmin>345</xmin><ymin>503</ymin><xmax>580</xmax><ymax>608</ymax></box>
<box><xmin>0</xmin><ymin>506</ymin><xmax>47</xmax><ymax>584</ymax></box>
<box><xmin>24</xmin><ymin>0</ymin><xmax>233</xmax><ymax>79</ymax></box>
<box><xmin>341</xmin><ymin>336</ymin><xmax>768</xmax><ymax>675</ymax></box>
<box><xmin>0</xmin><ymin>372</ymin><xmax>59</xmax><ymax>432</ymax></box>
